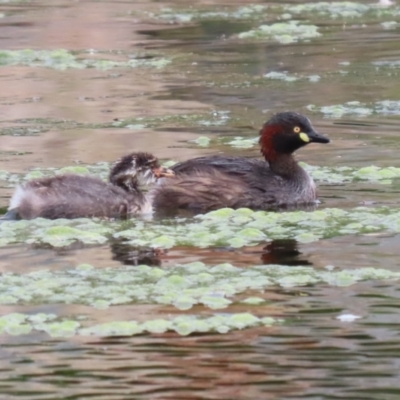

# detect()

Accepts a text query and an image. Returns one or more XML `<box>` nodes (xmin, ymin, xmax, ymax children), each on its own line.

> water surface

<box><xmin>1</xmin><ymin>0</ymin><xmax>400</xmax><ymax>399</ymax></box>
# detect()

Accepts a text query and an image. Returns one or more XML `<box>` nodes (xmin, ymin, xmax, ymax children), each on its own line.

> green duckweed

<box><xmin>264</xmin><ymin>71</ymin><xmax>321</xmax><ymax>83</ymax></box>
<box><xmin>287</xmin><ymin>2</ymin><xmax>371</xmax><ymax>18</ymax></box>
<box><xmin>381</xmin><ymin>20</ymin><xmax>398</xmax><ymax>28</ymax></box>
<box><xmin>238</xmin><ymin>21</ymin><xmax>320</xmax><ymax>44</ymax></box>
<box><xmin>0</xmin><ymin>311</ymin><xmax>278</xmax><ymax>338</ymax></box>
<box><xmin>225</xmin><ymin>136</ymin><xmax>258</xmax><ymax>149</ymax></box>
<box><xmin>192</xmin><ymin>136</ymin><xmax>212</xmax><ymax>147</ymax></box>
<box><xmin>3</xmin><ymin>206</ymin><xmax>400</xmax><ymax>248</ymax></box>
<box><xmin>0</xmin><ymin>258</ymin><xmax>397</xmax><ymax>339</ymax></box>
<box><xmin>147</xmin><ymin>5</ymin><xmax>268</xmax><ymax>23</ymax></box>
<box><xmin>57</xmin><ymin>166</ymin><xmax>90</xmax><ymax>175</ymax></box>
<box><xmin>307</xmin><ymin>100</ymin><xmax>400</xmax><ymax>117</ymax></box>
<box><xmin>286</xmin><ymin>2</ymin><xmax>400</xmax><ymax>18</ymax></box>
<box><xmin>241</xmin><ymin>297</ymin><xmax>265</xmax><ymax>305</ymax></box>
<box><xmin>0</xmin><ymin>262</ymin><xmax>398</xmax><ymax>309</ymax></box>
<box><xmin>0</xmin><ymin>49</ymin><xmax>171</xmax><ymax>70</ymax></box>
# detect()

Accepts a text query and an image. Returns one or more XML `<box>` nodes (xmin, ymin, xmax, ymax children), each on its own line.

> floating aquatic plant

<box><xmin>0</xmin><ymin>262</ymin><xmax>398</xmax><ymax>311</ymax></box>
<box><xmin>0</xmin><ymin>49</ymin><xmax>171</xmax><ymax>70</ymax></box>
<box><xmin>3</xmin><ymin>205</ymin><xmax>400</xmax><ymax>249</ymax></box>
<box><xmin>264</xmin><ymin>71</ymin><xmax>299</xmax><ymax>82</ymax></box>
<box><xmin>301</xmin><ymin>163</ymin><xmax>400</xmax><ymax>184</ymax></box>
<box><xmin>307</xmin><ymin>100</ymin><xmax>400</xmax><ymax>117</ymax></box>
<box><xmin>0</xmin><ymin>109</ymin><xmax>230</xmax><ymax>141</ymax></box>
<box><xmin>0</xmin><ymin>311</ymin><xmax>277</xmax><ymax>338</ymax></box>
<box><xmin>224</xmin><ymin>136</ymin><xmax>259</xmax><ymax>149</ymax></box>
<box><xmin>381</xmin><ymin>20</ymin><xmax>398</xmax><ymax>28</ymax></box>
<box><xmin>286</xmin><ymin>2</ymin><xmax>400</xmax><ymax>18</ymax></box>
<box><xmin>146</xmin><ymin>5</ymin><xmax>268</xmax><ymax>23</ymax></box>
<box><xmin>0</xmin><ymin>218</ymin><xmax>113</xmax><ymax>247</ymax></box>
<box><xmin>114</xmin><ymin>110</ymin><xmax>230</xmax><ymax>131</ymax></box>
<box><xmin>0</xmin><ymin>126</ymin><xmax>47</xmax><ymax>137</ymax></box>
<box><xmin>144</xmin><ymin>2</ymin><xmax>400</xmax><ymax>25</ymax></box>
<box><xmin>0</xmin><ymin>162</ymin><xmax>110</xmax><ymax>187</ymax></box>
<box><xmin>56</xmin><ymin>166</ymin><xmax>90</xmax><ymax>175</ymax></box>
<box><xmin>286</xmin><ymin>2</ymin><xmax>371</xmax><ymax>18</ymax></box>
<box><xmin>0</xmin><ymin>110</ymin><xmax>225</xmax><ymax>140</ymax></box>
<box><xmin>373</xmin><ymin>60</ymin><xmax>400</xmax><ymax>68</ymax></box>
<box><xmin>33</xmin><ymin>225</ymin><xmax>109</xmax><ymax>247</ymax></box>
<box><xmin>307</xmin><ymin>101</ymin><xmax>372</xmax><ymax>117</ymax></box>
<box><xmin>264</xmin><ymin>71</ymin><xmax>321</xmax><ymax>83</ymax></box>
<box><xmin>192</xmin><ymin>136</ymin><xmax>212</xmax><ymax>147</ymax></box>
<box><xmin>0</xmin><ymin>118</ymin><xmax>85</xmax><ymax>138</ymax></box>
<box><xmin>241</xmin><ymin>297</ymin><xmax>265</xmax><ymax>305</ymax></box>
<box><xmin>116</xmin><ymin>206</ymin><xmax>400</xmax><ymax>247</ymax></box>
<box><xmin>237</xmin><ymin>21</ymin><xmax>321</xmax><ymax>43</ymax></box>
<box><xmin>191</xmin><ymin>135</ymin><xmax>257</xmax><ymax>149</ymax></box>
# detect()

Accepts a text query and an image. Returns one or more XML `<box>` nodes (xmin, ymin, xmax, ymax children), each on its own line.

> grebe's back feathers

<box><xmin>153</xmin><ymin>167</ymin><xmax>283</xmax><ymax>213</ymax></box>
<box><xmin>172</xmin><ymin>155</ymin><xmax>266</xmax><ymax>176</ymax></box>
<box><xmin>154</xmin><ymin>112</ymin><xmax>329</xmax><ymax>213</ymax></box>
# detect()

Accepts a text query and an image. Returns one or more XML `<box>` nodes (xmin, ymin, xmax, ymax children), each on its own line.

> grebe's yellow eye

<box><xmin>293</xmin><ymin>126</ymin><xmax>301</xmax><ymax>133</ymax></box>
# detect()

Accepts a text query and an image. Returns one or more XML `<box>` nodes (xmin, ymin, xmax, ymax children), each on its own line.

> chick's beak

<box><xmin>306</xmin><ymin>129</ymin><xmax>330</xmax><ymax>144</ymax></box>
<box><xmin>153</xmin><ymin>166</ymin><xmax>175</xmax><ymax>178</ymax></box>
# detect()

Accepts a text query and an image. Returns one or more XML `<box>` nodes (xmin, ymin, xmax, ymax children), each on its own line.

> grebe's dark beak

<box><xmin>153</xmin><ymin>166</ymin><xmax>175</xmax><ymax>178</ymax></box>
<box><xmin>301</xmin><ymin>129</ymin><xmax>330</xmax><ymax>144</ymax></box>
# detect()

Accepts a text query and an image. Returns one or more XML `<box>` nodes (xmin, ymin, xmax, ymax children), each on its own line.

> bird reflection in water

<box><xmin>110</xmin><ymin>238</ymin><xmax>311</xmax><ymax>268</ymax></box>
<box><xmin>259</xmin><ymin>239</ymin><xmax>312</xmax><ymax>266</ymax></box>
<box><xmin>110</xmin><ymin>240</ymin><xmax>164</xmax><ymax>266</ymax></box>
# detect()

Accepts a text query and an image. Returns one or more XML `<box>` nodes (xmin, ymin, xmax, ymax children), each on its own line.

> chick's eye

<box><xmin>293</xmin><ymin>126</ymin><xmax>301</xmax><ymax>133</ymax></box>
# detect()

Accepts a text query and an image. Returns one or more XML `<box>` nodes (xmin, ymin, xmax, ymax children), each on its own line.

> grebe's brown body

<box><xmin>153</xmin><ymin>112</ymin><xmax>329</xmax><ymax>213</ymax></box>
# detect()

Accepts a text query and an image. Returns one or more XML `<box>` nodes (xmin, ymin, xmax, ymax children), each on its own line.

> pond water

<box><xmin>1</xmin><ymin>0</ymin><xmax>400</xmax><ymax>398</ymax></box>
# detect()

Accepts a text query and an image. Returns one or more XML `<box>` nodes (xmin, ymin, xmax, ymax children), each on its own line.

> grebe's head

<box><xmin>109</xmin><ymin>152</ymin><xmax>174</xmax><ymax>192</ymax></box>
<box><xmin>259</xmin><ymin>112</ymin><xmax>329</xmax><ymax>161</ymax></box>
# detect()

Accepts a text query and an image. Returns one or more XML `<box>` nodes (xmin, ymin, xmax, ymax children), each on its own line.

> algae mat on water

<box><xmin>1</xmin><ymin>262</ymin><xmax>397</xmax><ymax>308</ymax></box>
<box><xmin>0</xmin><ymin>261</ymin><xmax>398</xmax><ymax>338</ymax></box>
<box><xmin>0</xmin><ymin>49</ymin><xmax>171</xmax><ymax>70</ymax></box>
<box><xmin>1</xmin><ymin>206</ymin><xmax>400</xmax><ymax>249</ymax></box>
<box><xmin>0</xmin><ymin>311</ymin><xmax>277</xmax><ymax>338</ymax></box>
<box><xmin>307</xmin><ymin>100</ymin><xmax>400</xmax><ymax>118</ymax></box>
<box><xmin>146</xmin><ymin>2</ymin><xmax>400</xmax><ymax>22</ymax></box>
<box><xmin>236</xmin><ymin>21</ymin><xmax>320</xmax><ymax>44</ymax></box>
<box><xmin>141</xmin><ymin>1</ymin><xmax>400</xmax><ymax>45</ymax></box>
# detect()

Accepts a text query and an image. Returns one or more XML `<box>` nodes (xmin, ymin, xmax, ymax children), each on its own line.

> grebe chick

<box><xmin>153</xmin><ymin>112</ymin><xmax>330</xmax><ymax>213</ymax></box>
<box><xmin>5</xmin><ymin>152</ymin><xmax>174</xmax><ymax>220</ymax></box>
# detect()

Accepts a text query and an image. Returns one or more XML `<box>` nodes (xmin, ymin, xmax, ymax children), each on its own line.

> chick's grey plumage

<box><xmin>11</xmin><ymin>174</ymin><xmax>145</xmax><ymax>219</ymax></box>
<box><xmin>7</xmin><ymin>152</ymin><xmax>169</xmax><ymax>220</ymax></box>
